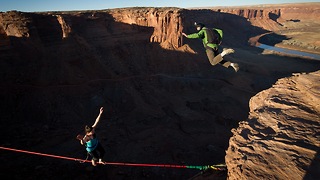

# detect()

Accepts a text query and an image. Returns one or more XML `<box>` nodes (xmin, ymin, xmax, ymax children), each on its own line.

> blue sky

<box><xmin>0</xmin><ymin>0</ymin><xmax>318</xmax><ymax>12</ymax></box>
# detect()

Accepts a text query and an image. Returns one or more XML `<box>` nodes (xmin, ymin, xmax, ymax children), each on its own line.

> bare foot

<box><xmin>99</xmin><ymin>159</ymin><xmax>106</xmax><ymax>165</ymax></box>
<box><xmin>92</xmin><ymin>159</ymin><xmax>97</xmax><ymax>166</ymax></box>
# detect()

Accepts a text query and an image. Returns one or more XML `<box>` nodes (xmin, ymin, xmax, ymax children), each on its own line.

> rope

<box><xmin>0</xmin><ymin>146</ymin><xmax>85</xmax><ymax>162</ymax></box>
<box><xmin>0</xmin><ymin>146</ymin><xmax>226</xmax><ymax>171</ymax></box>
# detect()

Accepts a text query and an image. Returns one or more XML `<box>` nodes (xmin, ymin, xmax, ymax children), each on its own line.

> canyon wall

<box><xmin>108</xmin><ymin>8</ymin><xmax>183</xmax><ymax>49</ymax></box>
<box><xmin>225</xmin><ymin>71</ymin><xmax>320</xmax><ymax>180</ymax></box>
<box><xmin>215</xmin><ymin>3</ymin><xmax>320</xmax><ymax>31</ymax></box>
<box><xmin>0</xmin><ymin>9</ymin><xmax>186</xmax><ymax>86</ymax></box>
<box><xmin>0</xmin><ymin>7</ymin><xmax>259</xmax><ymax>87</ymax></box>
<box><xmin>0</xmin><ymin>8</ymin><xmax>184</xmax><ymax>50</ymax></box>
<box><xmin>217</xmin><ymin>5</ymin><xmax>320</xmax><ymax>21</ymax></box>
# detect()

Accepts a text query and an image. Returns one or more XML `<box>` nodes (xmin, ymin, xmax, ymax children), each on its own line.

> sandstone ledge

<box><xmin>226</xmin><ymin>71</ymin><xmax>320</xmax><ymax>180</ymax></box>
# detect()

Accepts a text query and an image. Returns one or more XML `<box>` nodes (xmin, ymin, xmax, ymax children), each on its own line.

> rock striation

<box><xmin>108</xmin><ymin>8</ymin><xmax>183</xmax><ymax>49</ymax></box>
<box><xmin>215</xmin><ymin>3</ymin><xmax>320</xmax><ymax>31</ymax></box>
<box><xmin>226</xmin><ymin>71</ymin><xmax>320</xmax><ymax>180</ymax></box>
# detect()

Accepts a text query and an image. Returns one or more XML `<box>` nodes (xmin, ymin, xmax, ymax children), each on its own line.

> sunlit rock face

<box><xmin>226</xmin><ymin>71</ymin><xmax>320</xmax><ymax>180</ymax></box>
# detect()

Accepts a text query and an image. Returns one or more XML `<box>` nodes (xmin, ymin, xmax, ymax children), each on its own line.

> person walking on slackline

<box><xmin>76</xmin><ymin>107</ymin><xmax>106</xmax><ymax>166</ymax></box>
<box><xmin>182</xmin><ymin>22</ymin><xmax>239</xmax><ymax>72</ymax></box>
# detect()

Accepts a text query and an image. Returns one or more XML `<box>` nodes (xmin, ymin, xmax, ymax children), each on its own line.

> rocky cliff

<box><xmin>108</xmin><ymin>8</ymin><xmax>183</xmax><ymax>49</ymax></box>
<box><xmin>0</xmin><ymin>7</ymin><xmax>260</xmax><ymax>87</ymax></box>
<box><xmin>0</xmin><ymin>8</ymin><xmax>187</xmax><ymax>86</ymax></box>
<box><xmin>0</xmin><ymin>8</ymin><xmax>184</xmax><ymax>49</ymax></box>
<box><xmin>226</xmin><ymin>71</ymin><xmax>320</xmax><ymax>180</ymax></box>
<box><xmin>215</xmin><ymin>3</ymin><xmax>320</xmax><ymax>31</ymax></box>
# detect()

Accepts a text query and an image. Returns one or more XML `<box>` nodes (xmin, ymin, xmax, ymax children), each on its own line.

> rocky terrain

<box><xmin>0</xmin><ymin>3</ymin><xmax>319</xmax><ymax>180</ymax></box>
<box><xmin>226</xmin><ymin>71</ymin><xmax>320</xmax><ymax>180</ymax></box>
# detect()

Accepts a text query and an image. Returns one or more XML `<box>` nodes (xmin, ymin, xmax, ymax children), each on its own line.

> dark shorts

<box><xmin>88</xmin><ymin>143</ymin><xmax>105</xmax><ymax>161</ymax></box>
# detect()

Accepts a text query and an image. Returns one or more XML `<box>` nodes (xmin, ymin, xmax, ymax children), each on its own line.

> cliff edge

<box><xmin>226</xmin><ymin>71</ymin><xmax>320</xmax><ymax>180</ymax></box>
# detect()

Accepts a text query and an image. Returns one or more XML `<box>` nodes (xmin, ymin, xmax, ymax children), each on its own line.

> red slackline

<box><xmin>0</xmin><ymin>146</ymin><xmax>188</xmax><ymax>168</ymax></box>
<box><xmin>0</xmin><ymin>146</ymin><xmax>226</xmax><ymax>170</ymax></box>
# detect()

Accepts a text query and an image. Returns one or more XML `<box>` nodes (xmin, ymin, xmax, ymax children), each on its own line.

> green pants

<box><xmin>205</xmin><ymin>47</ymin><xmax>231</xmax><ymax>68</ymax></box>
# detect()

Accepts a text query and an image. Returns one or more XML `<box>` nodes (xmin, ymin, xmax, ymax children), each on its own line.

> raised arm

<box><xmin>92</xmin><ymin>107</ymin><xmax>104</xmax><ymax>128</ymax></box>
<box><xmin>182</xmin><ymin>30</ymin><xmax>203</xmax><ymax>39</ymax></box>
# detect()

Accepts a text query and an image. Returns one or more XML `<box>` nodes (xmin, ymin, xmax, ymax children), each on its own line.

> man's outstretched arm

<box><xmin>182</xmin><ymin>31</ymin><xmax>202</xmax><ymax>39</ymax></box>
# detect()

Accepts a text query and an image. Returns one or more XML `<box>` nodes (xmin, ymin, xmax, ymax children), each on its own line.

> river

<box><xmin>257</xmin><ymin>44</ymin><xmax>320</xmax><ymax>60</ymax></box>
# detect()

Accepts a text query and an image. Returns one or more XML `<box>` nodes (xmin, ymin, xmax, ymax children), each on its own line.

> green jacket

<box><xmin>186</xmin><ymin>27</ymin><xmax>223</xmax><ymax>49</ymax></box>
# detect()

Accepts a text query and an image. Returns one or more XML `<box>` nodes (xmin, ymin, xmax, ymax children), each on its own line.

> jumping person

<box><xmin>76</xmin><ymin>107</ymin><xmax>106</xmax><ymax>166</ymax></box>
<box><xmin>182</xmin><ymin>22</ymin><xmax>239</xmax><ymax>72</ymax></box>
